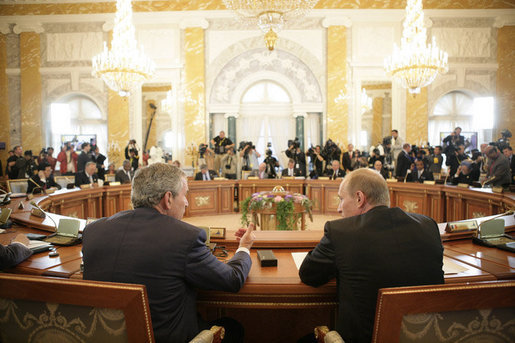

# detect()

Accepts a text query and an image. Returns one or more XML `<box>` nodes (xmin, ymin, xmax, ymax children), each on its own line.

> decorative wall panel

<box><xmin>46</xmin><ymin>32</ymin><xmax>103</xmax><ymax>62</ymax></box>
<box><xmin>496</xmin><ymin>26</ymin><xmax>515</xmax><ymax>138</ymax></box>
<box><xmin>7</xmin><ymin>76</ymin><xmax>21</xmax><ymax>147</ymax></box>
<box><xmin>406</xmin><ymin>88</ymin><xmax>428</xmax><ymax>144</ymax></box>
<box><xmin>0</xmin><ymin>34</ymin><xmax>9</xmax><ymax>164</ymax></box>
<box><xmin>431</xmin><ymin>28</ymin><xmax>491</xmax><ymax>58</ymax></box>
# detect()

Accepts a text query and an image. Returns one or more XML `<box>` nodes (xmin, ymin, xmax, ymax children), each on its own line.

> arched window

<box><xmin>50</xmin><ymin>94</ymin><xmax>107</xmax><ymax>162</ymax></box>
<box><xmin>241</xmin><ymin>81</ymin><xmax>291</xmax><ymax>103</ymax></box>
<box><xmin>428</xmin><ymin>91</ymin><xmax>474</xmax><ymax>146</ymax></box>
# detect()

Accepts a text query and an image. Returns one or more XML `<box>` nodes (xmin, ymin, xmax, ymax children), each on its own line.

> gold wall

<box><xmin>326</xmin><ymin>26</ymin><xmax>348</xmax><ymax>144</ymax></box>
<box><xmin>0</xmin><ymin>0</ymin><xmax>512</xmax><ymax>15</ymax></box>
<box><xmin>0</xmin><ymin>35</ymin><xmax>9</xmax><ymax>165</ymax></box>
<box><xmin>496</xmin><ymin>26</ymin><xmax>515</xmax><ymax>138</ymax></box>
<box><xmin>20</xmin><ymin>32</ymin><xmax>43</xmax><ymax>154</ymax></box>
<box><xmin>184</xmin><ymin>27</ymin><xmax>206</xmax><ymax>166</ymax></box>
<box><xmin>372</xmin><ymin>97</ymin><xmax>383</xmax><ymax>147</ymax></box>
<box><xmin>406</xmin><ymin>88</ymin><xmax>428</xmax><ymax>145</ymax></box>
<box><xmin>107</xmin><ymin>90</ymin><xmax>129</xmax><ymax>168</ymax></box>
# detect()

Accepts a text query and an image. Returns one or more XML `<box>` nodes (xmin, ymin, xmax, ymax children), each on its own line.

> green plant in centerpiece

<box><xmin>240</xmin><ymin>191</ymin><xmax>313</xmax><ymax>230</ymax></box>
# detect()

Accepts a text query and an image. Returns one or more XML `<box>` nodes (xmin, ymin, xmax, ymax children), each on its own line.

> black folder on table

<box><xmin>472</xmin><ymin>218</ymin><xmax>515</xmax><ymax>253</ymax></box>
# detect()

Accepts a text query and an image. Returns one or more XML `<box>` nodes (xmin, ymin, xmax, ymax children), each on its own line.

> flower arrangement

<box><xmin>240</xmin><ymin>190</ymin><xmax>313</xmax><ymax>230</ymax></box>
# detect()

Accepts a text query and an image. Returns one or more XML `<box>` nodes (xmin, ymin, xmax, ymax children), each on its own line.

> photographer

<box><xmin>442</xmin><ymin>127</ymin><xmax>465</xmax><ymax>158</ymax></box>
<box><xmin>286</xmin><ymin>138</ymin><xmax>306</xmax><ymax>177</ymax></box>
<box><xmin>446</xmin><ymin>144</ymin><xmax>468</xmax><ymax>177</ymax></box>
<box><xmin>239</xmin><ymin>142</ymin><xmax>260</xmax><ymax>173</ymax></box>
<box><xmin>56</xmin><ymin>142</ymin><xmax>78</xmax><ymax>175</ymax></box>
<box><xmin>221</xmin><ymin>147</ymin><xmax>237</xmax><ymax>179</ymax></box>
<box><xmin>211</xmin><ymin>131</ymin><xmax>234</xmax><ymax>175</ymax></box>
<box><xmin>429</xmin><ymin>146</ymin><xmax>444</xmax><ymax>174</ymax></box>
<box><xmin>321</xmin><ymin>139</ymin><xmax>341</xmax><ymax>167</ymax></box>
<box><xmin>125</xmin><ymin>139</ymin><xmax>139</xmax><ymax>160</ymax></box>
<box><xmin>23</xmin><ymin>150</ymin><xmax>37</xmax><ymax>178</ymax></box>
<box><xmin>263</xmin><ymin>146</ymin><xmax>279</xmax><ymax>179</ymax></box>
<box><xmin>307</xmin><ymin>145</ymin><xmax>325</xmax><ymax>178</ymax></box>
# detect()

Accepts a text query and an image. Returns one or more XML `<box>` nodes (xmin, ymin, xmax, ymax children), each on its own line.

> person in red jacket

<box><xmin>56</xmin><ymin>143</ymin><xmax>78</xmax><ymax>175</ymax></box>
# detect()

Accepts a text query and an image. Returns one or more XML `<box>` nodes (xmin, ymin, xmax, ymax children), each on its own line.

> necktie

<box><xmin>203</xmin><ymin>174</ymin><xmax>207</xmax><ymax>181</ymax></box>
<box><xmin>127</xmin><ymin>171</ymin><xmax>131</xmax><ymax>181</ymax></box>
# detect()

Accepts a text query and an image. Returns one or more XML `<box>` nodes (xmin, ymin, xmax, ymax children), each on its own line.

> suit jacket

<box><xmin>486</xmin><ymin>155</ymin><xmax>511</xmax><ymax>187</ymax></box>
<box><xmin>82</xmin><ymin>207</ymin><xmax>252</xmax><ymax>342</ymax></box>
<box><xmin>395</xmin><ymin>151</ymin><xmax>412</xmax><ymax>178</ymax></box>
<box><xmin>27</xmin><ymin>174</ymin><xmax>61</xmax><ymax>194</ymax></box>
<box><xmin>75</xmin><ymin>171</ymin><xmax>98</xmax><ymax>187</ymax></box>
<box><xmin>194</xmin><ymin>170</ymin><xmax>218</xmax><ymax>181</ymax></box>
<box><xmin>508</xmin><ymin>155</ymin><xmax>515</xmax><ymax>184</ymax></box>
<box><xmin>281</xmin><ymin>168</ymin><xmax>301</xmax><ymax>177</ymax></box>
<box><xmin>77</xmin><ymin>151</ymin><xmax>92</xmax><ymax>172</ymax></box>
<box><xmin>0</xmin><ymin>243</ymin><xmax>33</xmax><ymax>270</ymax></box>
<box><xmin>115</xmin><ymin>169</ymin><xmax>134</xmax><ymax>184</ymax></box>
<box><xmin>406</xmin><ymin>169</ymin><xmax>434</xmax><ymax>183</ymax></box>
<box><xmin>299</xmin><ymin>206</ymin><xmax>444</xmax><ymax>343</ymax></box>
<box><xmin>325</xmin><ymin>168</ymin><xmax>346</xmax><ymax>180</ymax></box>
<box><xmin>342</xmin><ymin>152</ymin><xmax>353</xmax><ymax>171</ymax></box>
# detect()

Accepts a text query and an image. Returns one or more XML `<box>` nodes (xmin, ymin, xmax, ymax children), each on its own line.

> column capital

<box><xmin>13</xmin><ymin>23</ymin><xmax>44</xmax><ymax>34</ymax></box>
<box><xmin>0</xmin><ymin>23</ymin><xmax>10</xmax><ymax>35</ymax></box>
<box><xmin>322</xmin><ymin>16</ymin><xmax>352</xmax><ymax>28</ymax></box>
<box><xmin>102</xmin><ymin>20</ymin><xmax>114</xmax><ymax>32</ymax></box>
<box><xmin>224</xmin><ymin>112</ymin><xmax>239</xmax><ymax>119</ymax></box>
<box><xmin>493</xmin><ymin>15</ymin><xmax>515</xmax><ymax>28</ymax></box>
<box><xmin>293</xmin><ymin>112</ymin><xmax>307</xmax><ymax>118</ymax></box>
<box><xmin>179</xmin><ymin>18</ymin><xmax>209</xmax><ymax>30</ymax></box>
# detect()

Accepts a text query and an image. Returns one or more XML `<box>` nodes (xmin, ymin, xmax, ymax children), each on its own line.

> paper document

<box><xmin>28</xmin><ymin>240</ymin><xmax>52</xmax><ymax>250</ymax></box>
<box><xmin>443</xmin><ymin>256</ymin><xmax>468</xmax><ymax>274</ymax></box>
<box><xmin>291</xmin><ymin>252</ymin><xmax>308</xmax><ymax>270</ymax></box>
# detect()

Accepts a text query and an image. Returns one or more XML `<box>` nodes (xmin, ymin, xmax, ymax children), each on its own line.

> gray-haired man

<box><xmin>82</xmin><ymin>163</ymin><xmax>255</xmax><ymax>342</ymax></box>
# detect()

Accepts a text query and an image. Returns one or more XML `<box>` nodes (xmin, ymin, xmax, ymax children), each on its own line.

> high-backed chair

<box><xmin>315</xmin><ymin>280</ymin><xmax>515</xmax><ymax>343</ymax></box>
<box><xmin>6</xmin><ymin>178</ymin><xmax>28</xmax><ymax>194</ymax></box>
<box><xmin>0</xmin><ymin>274</ymin><xmax>225</xmax><ymax>343</ymax></box>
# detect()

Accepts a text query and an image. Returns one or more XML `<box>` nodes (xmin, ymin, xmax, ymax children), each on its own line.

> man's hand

<box><xmin>235</xmin><ymin>223</ymin><xmax>255</xmax><ymax>250</ymax></box>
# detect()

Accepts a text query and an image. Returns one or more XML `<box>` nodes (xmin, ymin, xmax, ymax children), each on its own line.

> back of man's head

<box><xmin>342</xmin><ymin>168</ymin><xmax>390</xmax><ymax>207</ymax></box>
<box><xmin>131</xmin><ymin>163</ymin><xmax>185</xmax><ymax>208</ymax></box>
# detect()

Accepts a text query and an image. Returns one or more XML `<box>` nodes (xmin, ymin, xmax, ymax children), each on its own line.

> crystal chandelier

<box><xmin>92</xmin><ymin>0</ymin><xmax>155</xmax><ymax>97</ymax></box>
<box><xmin>223</xmin><ymin>0</ymin><xmax>319</xmax><ymax>51</ymax></box>
<box><xmin>361</xmin><ymin>88</ymin><xmax>372</xmax><ymax>114</ymax></box>
<box><xmin>384</xmin><ymin>0</ymin><xmax>448</xmax><ymax>94</ymax></box>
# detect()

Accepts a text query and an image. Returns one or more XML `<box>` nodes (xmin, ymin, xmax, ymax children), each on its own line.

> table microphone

<box><xmin>30</xmin><ymin>201</ymin><xmax>58</xmax><ymax>231</ymax></box>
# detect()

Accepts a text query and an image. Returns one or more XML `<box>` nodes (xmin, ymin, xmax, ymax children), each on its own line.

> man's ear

<box><xmin>160</xmin><ymin>191</ymin><xmax>172</xmax><ymax>210</ymax></box>
<box><xmin>356</xmin><ymin>190</ymin><xmax>366</xmax><ymax>208</ymax></box>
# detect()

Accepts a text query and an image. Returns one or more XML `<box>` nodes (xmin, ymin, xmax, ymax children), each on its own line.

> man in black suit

<box><xmin>299</xmin><ymin>169</ymin><xmax>444</xmax><ymax>343</ymax></box>
<box><xmin>82</xmin><ymin>163</ymin><xmax>255</xmax><ymax>342</ymax></box>
<box><xmin>27</xmin><ymin>164</ymin><xmax>61</xmax><ymax>194</ymax></box>
<box><xmin>77</xmin><ymin>142</ymin><xmax>92</xmax><ymax>173</ymax></box>
<box><xmin>502</xmin><ymin>146</ymin><xmax>515</xmax><ymax>184</ymax></box>
<box><xmin>341</xmin><ymin>144</ymin><xmax>354</xmax><ymax>172</ymax></box>
<box><xmin>484</xmin><ymin>145</ymin><xmax>511</xmax><ymax>187</ymax></box>
<box><xmin>394</xmin><ymin>143</ymin><xmax>412</xmax><ymax>178</ymax></box>
<box><xmin>0</xmin><ymin>233</ymin><xmax>32</xmax><ymax>270</ymax></box>
<box><xmin>75</xmin><ymin>162</ymin><xmax>98</xmax><ymax>187</ymax></box>
<box><xmin>325</xmin><ymin>160</ymin><xmax>345</xmax><ymax>180</ymax></box>
<box><xmin>281</xmin><ymin>159</ymin><xmax>302</xmax><ymax>177</ymax></box>
<box><xmin>406</xmin><ymin>159</ymin><xmax>434</xmax><ymax>183</ymax></box>
<box><xmin>442</xmin><ymin>126</ymin><xmax>465</xmax><ymax>157</ymax></box>
<box><xmin>451</xmin><ymin>160</ymin><xmax>480</xmax><ymax>185</ymax></box>
<box><xmin>115</xmin><ymin>160</ymin><xmax>134</xmax><ymax>184</ymax></box>
<box><xmin>194</xmin><ymin>164</ymin><xmax>218</xmax><ymax>181</ymax></box>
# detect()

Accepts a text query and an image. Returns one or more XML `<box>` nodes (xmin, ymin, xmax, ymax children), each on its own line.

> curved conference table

<box><xmin>1</xmin><ymin>180</ymin><xmax>514</xmax><ymax>342</ymax></box>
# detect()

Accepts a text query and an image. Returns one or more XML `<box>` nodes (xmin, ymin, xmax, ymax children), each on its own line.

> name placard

<box><xmin>457</xmin><ymin>183</ymin><xmax>469</xmax><ymax>188</ymax></box>
<box><xmin>109</xmin><ymin>182</ymin><xmax>121</xmax><ymax>186</ymax></box>
<box><xmin>423</xmin><ymin>180</ymin><xmax>435</xmax><ymax>185</ymax></box>
<box><xmin>386</xmin><ymin>178</ymin><xmax>398</xmax><ymax>183</ymax></box>
<box><xmin>445</xmin><ymin>219</ymin><xmax>478</xmax><ymax>233</ymax></box>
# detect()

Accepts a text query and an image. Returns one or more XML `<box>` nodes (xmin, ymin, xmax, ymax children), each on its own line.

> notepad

<box><xmin>292</xmin><ymin>252</ymin><xmax>308</xmax><ymax>270</ymax></box>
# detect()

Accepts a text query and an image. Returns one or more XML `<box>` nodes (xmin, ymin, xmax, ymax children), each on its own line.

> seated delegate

<box><xmin>82</xmin><ymin>163</ymin><xmax>255</xmax><ymax>342</ymax></box>
<box><xmin>300</xmin><ymin>169</ymin><xmax>444</xmax><ymax>343</ymax></box>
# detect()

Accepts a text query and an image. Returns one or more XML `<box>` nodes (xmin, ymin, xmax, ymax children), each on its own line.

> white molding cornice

<box><xmin>179</xmin><ymin>17</ymin><xmax>209</xmax><ymax>30</ymax></box>
<box><xmin>13</xmin><ymin>22</ymin><xmax>43</xmax><ymax>34</ymax></box>
<box><xmin>493</xmin><ymin>15</ymin><xmax>515</xmax><ymax>28</ymax></box>
<box><xmin>322</xmin><ymin>16</ymin><xmax>352</xmax><ymax>28</ymax></box>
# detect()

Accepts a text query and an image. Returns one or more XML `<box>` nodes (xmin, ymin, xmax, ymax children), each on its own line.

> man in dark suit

<box><xmin>502</xmin><ymin>146</ymin><xmax>515</xmax><ymax>184</ymax></box>
<box><xmin>325</xmin><ymin>160</ymin><xmax>345</xmax><ymax>180</ymax></box>
<box><xmin>394</xmin><ymin>143</ymin><xmax>412</xmax><ymax>178</ymax></box>
<box><xmin>451</xmin><ymin>160</ymin><xmax>480</xmax><ymax>185</ymax></box>
<box><xmin>281</xmin><ymin>159</ymin><xmax>302</xmax><ymax>177</ymax></box>
<box><xmin>77</xmin><ymin>142</ymin><xmax>92</xmax><ymax>173</ymax></box>
<box><xmin>299</xmin><ymin>169</ymin><xmax>444</xmax><ymax>343</ymax></box>
<box><xmin>27</xmin><ymin>164</ymin><xmax>61</xmax><ymax>194</ymax></box>
<box><xmin>406</xmin><ymin>159</ymin><xmax>434</xmax><ymax>183</ymax></box>
<box><xmin>0</xmin><ymin>233</ymin><xmax>32</xmax><ymax>270</ymax></box>
<box><xmin>82</xmin><ymin>163</ymin><xmax>255</xmax><ymax>342</ymax></box>
<box><xmin>194</xmin><ymin>164</ymin><xmax>218</xmax><ymax>181</ymax></box>
<box><xmin>115</xmin><ymin>160</ymin><xmax>134</xmax><ymax>184</ymax></box>
<box><xmin>484</xmin><ymin>145</ymin><xmax>511</xmax><ymax>187</ymax></box>
<box><xmin>341</xmin><ymin>144</ymin><xmax>354</xmax><ymax>172</ymax></box>
<box><xmin>75</xmin><ymin>162</ymin><xmax>98</xmax><ymax>187</ymax></box>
